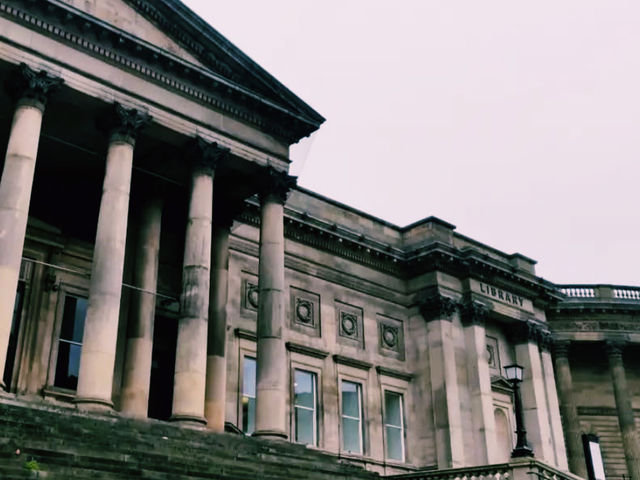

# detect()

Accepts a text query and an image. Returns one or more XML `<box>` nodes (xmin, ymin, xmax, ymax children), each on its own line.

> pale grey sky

<box><xmin>183</xmin><ymin>0</ymin><xmax>639</xmax><ymax>286</ymax></box>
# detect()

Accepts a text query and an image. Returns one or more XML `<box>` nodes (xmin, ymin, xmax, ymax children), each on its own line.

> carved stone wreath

<box><xmin>246</xmin><ymin>283</ymin><xmax>259</xmax><ymax>309</ymax></box>
<box><xmin>340</xmin><ymin>312</ymin><xmax>358</xmax><ymax>337</ymax></box>
<box><xmin>295</xmin><ymin>298</ymin><xmax>313</xmax><ymax>325</ymax></box>
<box><xmin>381</xmin><ymin>325</ymin><xmax>398</xmax><ymax>349</ymax></box>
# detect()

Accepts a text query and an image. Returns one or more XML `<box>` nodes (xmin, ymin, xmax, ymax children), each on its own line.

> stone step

<box><xmin>0</xmin><ymin>400</ymin><xmax>378</xmax><ymax>480</ymax></box>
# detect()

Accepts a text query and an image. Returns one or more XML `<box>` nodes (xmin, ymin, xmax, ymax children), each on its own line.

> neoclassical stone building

<box><xmin>0</xmin><ymin>1</ymin><xmax>638</xmax><ymax>479</ymax></box>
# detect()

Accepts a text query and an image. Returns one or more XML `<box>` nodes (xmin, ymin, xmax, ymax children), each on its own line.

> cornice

<box><xmin>0</xmin><ymin>0</ymin><xmax>319</xmax><ymax>143</ymax></box>
<box><xmin>285</xmin><ymin>342</ymin><xmax>329</xmax><ymax>359</ymax></box>
<box><xmin>375</xmin><ymin>366</ymin><xmax>413</xmax><ymax>382</ymax></box>
<box><xmin>332</xmin><ymin>355</ymin><xmax>372</xmax><ymax>371</ymax></box>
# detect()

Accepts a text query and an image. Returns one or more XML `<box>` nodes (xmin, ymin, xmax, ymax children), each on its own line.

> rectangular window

<box><xmin>341</xmin><ymin>380</ymin><xmax>363</xmax><ymax>454</ymax></box>
<box><xmin>294</xmin><ymin>369</ymin><xmax>317</xmax><ymax>445</ymax></box>
<box><xmin>54</xmin><ymin>295</ymin><xmax>87</xmax><ymax>390</ymax></box>
<box><xmin>384</xmin><ymin>391</ymin><xmax>405</xmax><ymax>461</ymax></box>
<box><xmin>241</xmin><ymin>356</ymin><xmax>256</xmax><ymax>435</ymax></box>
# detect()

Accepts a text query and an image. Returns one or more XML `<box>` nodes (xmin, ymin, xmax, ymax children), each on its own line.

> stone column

<box><xmin>606</xmin><ymin>340</ymin><xmax>640</xmax><ymax>480</ymax></box>
<box><xmin>253</xmin><ymin>167</ymin><xmax>296</xmax><ymax>440</ymax></box>
<box><xmin>512</xmin><ymin>321</ymin><xmax>555</xmax><ymax>464</ymax></box>
<box><xmin>553</xmin><ymin>340</ymin><xmax>587</xmax><ymax>477</ymax></box>
<box><xmin>204</xmin><ymin>217</ymin><xmax>232</xmax><ymax>431</ymax></box>
<box><xmin>171</xmin><ymin>139</ymin><xmax>225</xmax><ymax>425</ymax></box>
<box><xmin>75</xmin><ymin>104</ymin><xmax>150</xmax><ymax>410</ymax></box>
<box><xmin>460</xmin><ymin>301</ymin><xmax>499</xmax><ymax>465</ymax></box>
<box><xmin>0</xmin><ymin>64</ymin><xmax>61</xmax><ymax>389</ymax></box>
<box><xmin>120</xmin><ymin>191</ymin><xmax>163</xmax><ymax>417</ymax></box>
<box><xmin>540</xmin><ymin>335</ymin><xmax>569</xmax><ymax>470</ymax></box>
<box><xmin>419</xmin><ymin>293</ymin><xmax>465</xmax><ymax>468</ymax></box>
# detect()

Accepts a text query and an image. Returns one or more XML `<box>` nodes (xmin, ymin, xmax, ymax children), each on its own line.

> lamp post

<box><xmin>504</xmin><ymin>363</ymin><xmax>534</xmax><ymax>458</ymax></box>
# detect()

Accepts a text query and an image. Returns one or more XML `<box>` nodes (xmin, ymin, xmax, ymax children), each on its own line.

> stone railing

<box><xmin>386</xmin><ymin>460</ymin><xmax>584</xmax><ymax>480</ymax></box>
<box><xmin>558</xmin><ymin>284</ymin><xmax>640</xmax><ymax>302</ymax></box>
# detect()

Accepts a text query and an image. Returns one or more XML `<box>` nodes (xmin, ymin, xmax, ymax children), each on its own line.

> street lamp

<box><xmin>504</xmin><ymin>363</ymin><xmax>534</xmax><ymax>458</ymax></box>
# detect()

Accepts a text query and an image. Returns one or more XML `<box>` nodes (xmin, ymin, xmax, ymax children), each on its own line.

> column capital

<box><xmin>460</xmin><ymin>300</ymin><xmax>488</xmax><ymax>326</ymax></box>
<box><xmin>605</xmin><ymin>339</ymin><xmax>628</xmax><ymax>359</ymax></box>
<box><xmin>188</xmin><ymin>137</ymin><xmax>229</xmax><ymax>175</ymax></box>
<box><xmin>552</xmin><ymin>339</ymin><xmax>572</xmax><ymax>358</ymax></box>
<box><xmin>257</xmin><ymin>167</ymin><xmax>297</xmax><ymax>204</ymax></box>
<box><xmin>6</xmin><ymin>63</ymin><xmax>63</xmax><ymax>111</ymax></box>
<box><xmin>418</xmin><ymin>292</ymin><xmax>457</xmax><ymax>322</ymax></box>
<box><xmin>99</xmin><ymin>103</ymin><xmax>151</xmax><ymax>146</ymax></box>
<box><xmin>509</xmin><ymin>319</ymin><xmax>547</xmax><ymax>345</ymax></box>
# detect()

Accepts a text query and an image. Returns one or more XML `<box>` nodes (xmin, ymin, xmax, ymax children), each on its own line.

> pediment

<box><xmin>59</xmin><ymin>0</ymin><xmax>205</xmax><ymax>67</ymax></box>
<box><xmin>491</xmin><ymin>375</ymin><xmax>514</xmax><ymax>395</ymax></box>
<box><xmin>6</xmin><ymin>0</ymin><xmax>323</xmax><ymax>143</ymax></box>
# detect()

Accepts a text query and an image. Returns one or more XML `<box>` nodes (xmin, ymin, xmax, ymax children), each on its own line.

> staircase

<box><xmin>0</xmin><ymin>398</ymin><xmax>379</xmax><ymax>480</ymax></box>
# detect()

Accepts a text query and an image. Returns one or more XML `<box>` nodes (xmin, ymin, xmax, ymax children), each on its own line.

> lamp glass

<box><xmin>504</xmin><ymin>363</ymin><xmax>523</xmax><ymax>381</ymax></box>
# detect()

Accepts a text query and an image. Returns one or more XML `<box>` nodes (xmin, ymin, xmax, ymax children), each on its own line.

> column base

<box><xmin>169</xmin><ymin>414</ymin><xmax>207</xmax><ymax>428</ymax></box>
<box><xmin>73</xmin><ymin>397</ymin><xmax>114</xmax><ymax>413</ymax></box>
<box><xmin>511</xmin><ymin>446</ymin><xmax>534</xmax><ymax>458</ymax></box>
<box><xmin>252</xmin><ymin>429</ymin><xmax>288</xmax><ymax>440</ymax></box>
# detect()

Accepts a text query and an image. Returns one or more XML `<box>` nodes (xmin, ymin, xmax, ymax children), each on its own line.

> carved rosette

<box><xmin>295</xmin><ymin>298</ymin><xmax>314</xmax><ymax>325</ymax></box>
<box><xmin>460</xmin><ymin>300</ymin><xmax>489</xmax><ymax>326</ymax></box>
<box><xmin>100</xmin><ymin>103</ymin><xmax>151</xmax><ymax>146</ymax></box>
<box><xmin>6</xmin><ymin>63</ymin><xmax>63</xmax><ymax>110</ymax></box>
<box><xmin>418</xmin><ymin>293</ymin><xmax>457</xmax><ymax>322</ymax></box>
<box><xmin>257</xmin><ymin>167</ymin><xmax>297</xmax><ymax>205</ymax></box>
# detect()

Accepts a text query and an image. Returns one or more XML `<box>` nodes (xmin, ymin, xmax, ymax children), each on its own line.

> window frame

<box><xmin>239</xmin><ymin>354</ymin><xmax>257</xmax><ymax>435</ymax></box>
<box><xmin>292</xmin><ymin>368</ymin><xmax>318</xmax><ymax>446</ymax></box>
<box><xmin>340</xmin><ymin>379</ymin><xmax>364</xmax><ymax>455</ymax></box>
<box><xmin>46</xmin><ymin>285</ymin><xmax>89</xmax><ymax>393</ymax></box>
<box><xmin>383</xmin><ymin>389</ymin><xmax>406</xmax><ymax>462</ymax></box>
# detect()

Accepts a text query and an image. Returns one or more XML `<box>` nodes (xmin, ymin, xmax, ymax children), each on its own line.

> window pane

<box><xmin>295</xmin><ymin>407</ymin><xmax>315</xmax><ymax>445</ymax></box>
<box><xmin>341</xmin><ymin>381</ymin><xmax>360</xmax><ymax>418</ymax></box>
<box><xmin>59</xmin><ymin>296</ymin><xmax>87</xmax><ymax>343</ymax></box>
<box><xmin>342</xmin><ymin>417</ymin><xmax>362</xmax><ymax>453</ymax></box>
<box><xmin>242</xmin><ymin>396</ymin><xmax>255</xmax><ymax>435</ymax></box>
<box><xmin>385</xmin><ymin>391</ymin><xmax>402</xmax><ymax>427</ymax></box>
<box><xmin>54</xmin><ymin>342</ymin><xmax>82</xmax><ymax>390</ymax></box>
<box><xmin>243</xmin><ymin>357</ymin><xmax>256</xmax><ymax>397</ymax></box>
<box><xmin>386</xmin><ymin>426</ymin><xmax>404</xmax><ymax>461</ymax></box>
<box><xmin>294</xmin><ymin>370</ymin><xmax>315</xmax><ymax>409</ymax></box>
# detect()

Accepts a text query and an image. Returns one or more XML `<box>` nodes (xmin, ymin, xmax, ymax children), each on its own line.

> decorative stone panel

<box><xmin>335</xmin><ymin>301</ymin><xmax>364</xmax><ymax>349</ymax></box>
<box><xmin>242</xmin><ymin>276</ymin><xmax>259</xmax><ymax>313</ymax></box>
<box><xmin>486</xmin><ymin>335</ymin><xmax>501</xmax><ymax>373</ymax></box>
<box><xmin>377</xmin><ymin>314</ymin><xmax>405</xmax><ymax>361</ymax></box>
<box><xmin>289</xmin><ymin>287</ymin><xmax>321</xmax><ymax>337</ymax></box>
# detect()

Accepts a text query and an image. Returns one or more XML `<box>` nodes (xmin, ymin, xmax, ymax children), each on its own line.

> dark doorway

<box><xmin>3</xmin><ymin>282</ymin><xmax>25</xmax><ymax>389</ymax></box>
<box><xmin>148</xmin><ymin>315</ymin><xmax>178</xmax><ymax>420</ymax></box>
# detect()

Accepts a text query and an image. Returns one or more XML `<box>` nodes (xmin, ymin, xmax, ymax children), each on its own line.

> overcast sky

<box><xmin>183</xmin><ymin>1</ymin><xmax>639</xmax><ymax>286</ymax></box>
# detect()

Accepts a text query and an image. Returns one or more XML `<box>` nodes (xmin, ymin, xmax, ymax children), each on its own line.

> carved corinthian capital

<box><xmin>6</xmin><ymin>63</ymin><xmax>63</xmax><ymax>110</ymax></box>
<box><xmin>99</xmin><ymin>103</ymin><xmax>151</xmax><ymax>145</ymax></box>
<box><xmin>460</xmin><ymin>300</ymin><xmax>489</xmax><ymax>326</ymax></box>
<box><xmin>418</xmin><ymin>293</ymin><xmax>457</xmax><ymax>323</ymax></box>
<box><xmin>257</xmin><ymin>167</ymin><xmax>297</xmax><ymax>205</ymax></box>
<box><xmin>187</xmin><ymin>137</ymin><xmax>229</xmax><ymax>175</ymax></box>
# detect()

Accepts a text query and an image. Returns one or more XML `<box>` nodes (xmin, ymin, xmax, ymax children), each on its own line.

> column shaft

<box><xmin>120</xmin><ymin>195</ymin><xmax>163</xmax><ymax>416</ymax></box>
<box><xmin>76</xmin><ymin>137</ymin><xmax>135</xmax><ymax>409</ymax></box>
<box><xmin>607</xmin><ymin>343</ymin><xmax>640</xmax><ymax>480</ymax></box>
<box><xmin>205</xmin><ymin>224</ymin><xmax>231</xmax><ymax>431</ymax></box>
<box><xmin>541</xmin><ymin>348</ymin><xmax>569</xmax><ymax>470</ymax></box>
<box><xmin>254</xmin><ymin>196</ymin><xmax>287</xmax><ymax>439</ymax></box>
<box><xmin>553</xmin><ymin>343</ymin><xmax>587</xmax><ymax>477</ymax></box>
<box><xmin>463</xmin><ymin>322</ymin><xmax>498</xmax><ymax>464</ymax></box>
<box><xmin>171</xmin><ymin>168</ymin><xmax>213</xmax><ymax>424</ymax></box>
<box><xmin>428</xmin><ymin>318</ymin><xmax>465</xmax><ymax>467</ymax></box>
<box><xmin>515</xmin><ymin>341</ymin><xmax>556</xmax><ymax>463</ymax></box>
<box><xmin>0</xmin><ymin>99</ymin><xmax>44</xmax><ymax>388</ymax></box>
